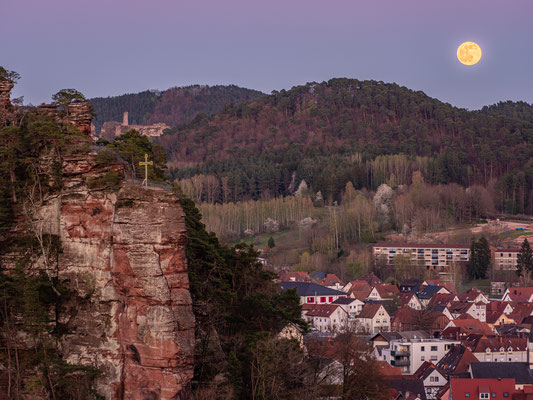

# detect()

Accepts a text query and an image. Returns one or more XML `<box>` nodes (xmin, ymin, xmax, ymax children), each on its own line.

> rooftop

<box><xmin>279</xmin><ymin>281</ymin><xmax>347</xmax><ymax>297</ymax></box>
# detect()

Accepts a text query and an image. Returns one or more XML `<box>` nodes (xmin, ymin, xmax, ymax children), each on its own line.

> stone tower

<box><xmin>123</xmin><ymin>111</ymin><xmax>128</xmax><ymax>126</ymax></box>
<box><xmin>0</xmin><ymin>79</ymin><xmax>14</xmax><ymax>109</ymax></box>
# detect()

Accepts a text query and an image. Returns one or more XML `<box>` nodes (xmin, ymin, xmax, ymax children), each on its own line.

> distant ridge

<box><xmin>90</xmin><ymin>84</ymin><xmax>265</xmax><ymax>132</ymax></box>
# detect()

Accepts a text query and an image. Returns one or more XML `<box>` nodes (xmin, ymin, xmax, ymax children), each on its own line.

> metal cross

<box><xmin>139</xmin><ymin>153</ymin><xmax>153</xmax><ymax>187</ymax></box>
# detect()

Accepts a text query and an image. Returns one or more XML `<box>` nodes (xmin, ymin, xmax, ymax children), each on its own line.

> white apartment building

<box><xmin>373</xmin><ymin>243</ymin><xmax>470</xmax><ymax>271</ymax></box>
<box><xmin>382</xmin><ymin>338</ymin><xmax>460</xmax><ymax>374</ymax></box>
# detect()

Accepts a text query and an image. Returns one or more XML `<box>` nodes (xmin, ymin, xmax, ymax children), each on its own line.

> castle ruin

<box><xmin>100</xmin><ymin>111</ymin><xmax>171</xmax><ymax>141</ymax></box>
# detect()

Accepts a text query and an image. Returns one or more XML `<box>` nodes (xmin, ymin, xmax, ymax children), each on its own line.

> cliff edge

<box><xmin>36</xmin><ymin>154</ymin><xmax>195</xmax><ymax>399</ymax></box>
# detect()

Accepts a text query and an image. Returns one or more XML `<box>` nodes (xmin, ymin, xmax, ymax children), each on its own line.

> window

<box><xmin>480</xmin><ymin>394</ymin><xmax>489</xmax><ymax>399</ymax></box>
<box><xmin>430</xmin><ymin>355</ymin><xmax>438</xmax><ymax>361</ymax></box>
<box><xmin>320</xmin><ymin>297</ymin><xmax>326</xmax><ymax>303</ymax></box>
<box><xmin>421</xmin><ymin>346</ymin><xmax>425</xmax><ymax>351</ymax></box>
<box><xmin>465</xmin><ymin>393</ymin><xmax>470</xmax><ymax>398</ymax></box>
<box><xmin>492</xmin><ymin>394</ymin><xmax>496</xmax><ymax>398</ymax></box>
<box><xmin>504</xmin><ymin>393</ymin><xmax>509</xmax><ymax>397</ymax></box>
<box><xmin>421</xmin><ymin>356</ymin><xmax>425</xmax><ymax>361</ymax></box>
<box><xmin>431</xmin><ymin>346</ymin><xmax>438</xmax><ymax>351</ymax></box>
<box><xmin>307</xmin><ymin>297</ymin><xmax>314</xmax><ymax>303</ymax></box>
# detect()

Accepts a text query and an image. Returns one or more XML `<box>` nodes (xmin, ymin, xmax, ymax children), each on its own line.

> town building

<box><xmin>303</xmin><ymin>304</ymin><xmax>348</xmax><ymax>332</ymax></box>
<box><xmin>382</xmin><ymin>338</ymin><xmax>460</xmax><ymax>374</ymax></box>
<box><xmin>413</xmin><ymin>362</ymin><xmax>447</xmax><ymax>399</ymax></box>
<box><xmin>279</xmin><ymin>281</ymin><xmax>347</xmax><ymax>305</ymax></box>
<box><xmin>331</xmin><ymin>297</ymin><xmax>364</xmax><ymax>317</ymax></box>
<box><xmin>493</xmin><ymin>248</ymin><xmax>520</xmax><ymax>271</ymax></box>
<box><xmin>352</xmin><ymin>303</ymin><xmax>391</xmax><ymax>334</ymax></box>
<box><xmin>449</xmin><ymin>378</ymin><xmax>516</xmax><ymax>400</ymax></box>
<box><xmin>502</xmin><ymin>287</ymin><xmax>533</xmax><ymax>303</ymax></box>
<box><xmin>373</xmin><ymin>243</ymin><xmax>470</xmax><ymax>272</ymax></box>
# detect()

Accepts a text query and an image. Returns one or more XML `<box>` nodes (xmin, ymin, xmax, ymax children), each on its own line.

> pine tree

<box><xmin>468</xmin><ymin>236</ymin><xmax>491</xmax><ymax>280</ymax></box>
<box><xmin>517</xmin><ymin>238</ymin><xmax>533</xmax><ymax>277</ymax></box>
<box><xmin>267</xmin><ymin>236</ymin><xmax>275</xmax><ymax>249</ymax></box>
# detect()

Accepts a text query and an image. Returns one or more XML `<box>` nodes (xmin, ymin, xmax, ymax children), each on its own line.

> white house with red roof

<box><xmin>320</xmin><ymin>273</ymin><xmax>344</xmax><ymax>290</ymax></box>
<box><xmin>399</xmin><ymin>292</ymin><xmax>423</xmax><ymax>310</ymax></box>
<box><xmin>303</xmin><ymin>304</ymin><xmax>348</xmax><ymax>332</ymax></box>
<box><xmin>502</xmin><ymin>287</ymin><xmax>533</xmax><ymax>303</ymax></box>
<box><xmin>352</xmin><ymin>303</ymin><xmax>391</xmax><ymax>334</ymax></box>
<box><xmin>449</xmin><ymin>379</ymin><xmax>516</xmax><ymax>400</ymax></box>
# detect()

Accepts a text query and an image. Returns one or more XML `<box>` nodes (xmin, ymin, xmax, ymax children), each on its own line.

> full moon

<box><xmin>457</xmin><ymin>42</ymin><xmax>482</xmax><ymax>65</ymax></box>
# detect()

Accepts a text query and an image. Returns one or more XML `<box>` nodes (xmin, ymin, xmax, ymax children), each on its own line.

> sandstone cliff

<box><xmin>35</xmin><ymin>154</ymin><xmax>195</xmax><ymax>399</ymax></box>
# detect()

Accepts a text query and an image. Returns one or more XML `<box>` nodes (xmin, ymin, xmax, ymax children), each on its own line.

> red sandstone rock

<box><xmin>38</xmin><ymin>155</ymin><xmax>195</xmax><ymax>400</ymax></box>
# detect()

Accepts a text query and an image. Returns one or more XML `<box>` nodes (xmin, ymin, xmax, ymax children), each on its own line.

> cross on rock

<box><xmin>139</xmin><ymin>153</ymin><xmax>153</xmax><ymax>187</ymax></box>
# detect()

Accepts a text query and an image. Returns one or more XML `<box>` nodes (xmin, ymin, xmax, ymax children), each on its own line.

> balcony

<box><xmin>391</xmin><ymin>350</ymin><xmax>409</xmax><ymax>357</ymax></box>
<box><xmin>391</xmin><ymin>359</ymin><xmax>410</xmax><ymax>367</ymax></box>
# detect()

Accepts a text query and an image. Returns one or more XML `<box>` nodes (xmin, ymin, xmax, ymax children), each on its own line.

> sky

<box><xmin>2</xmin><ymin>0</ymin><xmax>533</xmax><ymax>109</ymax></box>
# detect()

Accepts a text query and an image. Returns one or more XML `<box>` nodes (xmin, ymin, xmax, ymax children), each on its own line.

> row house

<box><xmin>464</xmin><ymin>335</ymin><xmax>528</xmax><ymax>363</ymax></box>
<box><xmin>373</xmin><ymin>243</ymin><xmax>470</xmax><ymax>272</ymax></box>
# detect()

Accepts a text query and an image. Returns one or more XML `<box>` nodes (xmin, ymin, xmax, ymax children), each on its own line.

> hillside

<box><xmin>160</xmin><ymin>78</ymin><xmax>533</xmax><ymax>211</ymax></box>
<box><xmin>479</xmin><ymin>100</ymin><xmax>533</xmax><ymax>124</ymax></box>
<box><xmin>90</xmin><ymin>84</ymin><xmax>264</xmax><ymax>132</ymax></box>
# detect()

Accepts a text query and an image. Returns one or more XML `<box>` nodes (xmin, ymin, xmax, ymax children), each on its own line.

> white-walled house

<box><xmin>279</xmin><ymin>281</ymin><xmax>347</xmax><ymax>305</ymax></box>
<box><xmin>352</xmin><ymin>303</ymin><xmax>390</xmax><ymax>334</ymax></box>
<box><xmin>331</xmin><ymin>297</ymin><xmax>364</xmax><ymax>317</ymax></box>
<box><xmin>303</xmin><ymin>304</ymin><xmax>348</xmax><ymax>333</ymax></box>
<box><xmin>414</xmin><ymin>362</ymin><xmax>447</xmax><ymax>400</ymax></box>
<box><xmin>382</xmin><ymin>338</ymin><xmax>460</xmax><ymax>374</ymax></box>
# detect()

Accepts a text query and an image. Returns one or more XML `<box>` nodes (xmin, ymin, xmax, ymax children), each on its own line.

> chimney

<box><xmin>123</xmin><ymin>111</ymin><xmax>129</xmax><ymax>126</ymax></box>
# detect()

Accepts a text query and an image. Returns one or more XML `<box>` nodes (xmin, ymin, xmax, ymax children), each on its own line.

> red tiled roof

<box><xmin>278</xmin><ymin>271</ymin><xmax>312</xmax><ymax>282</ymax></box>
<box><xmin>360</xmin><ymin>273</ymin><xmax>383</xmax><ymax>286</ymax></box>
<box><xmin>357</xmin><ymin>303</ymin><xmax>384</xmax><ymax>319</ymax></box>
<box><xmin>486</xmin><ymin>301</ymin><xmax>513</xmax><ymax>313</ymax></box>
<box><xmin>506</xmin><ymin>287</ymin><xmax>533</xmax><ymax>302</ymax></box>
<box><xmin>465</xmin><ymin>335</ymin><xmax>526</xmax><ymax>353</ymax></box>
<box><xmin>429</xmin><ymin>293</ymin><xmax>458</xmax><ymax>307</ymax></box>
<box><xmin>321</xmin><ymin>273</ymin><xmax>344</xmax><ymax>286</ymax></box>
<box><xmin>486</xmin><ymin>311</ymin><xmax>514</xmax><ymax>325</ymax></box>
<box><xmin>449</xmin><ymin>318</ymin><xmax>494</xmax><ymax>336</ymax></box>
<box><xmin>451</xmin><ymin>379</ymin><xmax>516</xmax><ymax>400</ymax></box>
<box><xmin>375</xmin><ymin>284</ymin><xmax>400</xmax><ymax>298</ymax></box>
<box><xmin>458</xmin><ymin>288</ymin><xmax>487</xmax><ymax>303</ymax></box>
<box><xmin>305</xmin><ymin>304</ymin><xmax>346</xmax><ymax>318</ymax></box>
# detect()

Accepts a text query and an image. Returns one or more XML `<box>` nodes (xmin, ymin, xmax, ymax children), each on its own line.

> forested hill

<box><xmin>89</xmin><ymin>84</ymin><xmax>264</xmax><ymax>132</ymax></box>
<box><xmin>161</xmin><ymin>78</ymin><xmax>533</xmax><ymax>209</ymax></box>
<box><xmin>479</xmin><ymin>100</ymin><xmax>533</xmax><ymax>124</ymax></box>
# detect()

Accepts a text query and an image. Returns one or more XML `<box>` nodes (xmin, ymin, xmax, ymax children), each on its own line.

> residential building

<box><xmin>277</xmin><ymin>271</ymin><xmax>312</xmax><ymax>282</ymax></box>
<box><xmin>414</xmin><ymin>362</ymin><xmax>447</xmax><ymax>399</ymax></box>
<box><xmin>320</xmin><ymin>273</ymin><xmax>344</xmax><ymax>290</ymax></box>
<box><xmin>331</xmin><ymin>297</ymin><xmax>364</xmax><ymax>317</ymax></box>
<box><xmin>444</xmin><ymin>317</ymin><xmax>494</xmax><ymax>337</ymax></box>
<box><xmin>464</xmin><ymin>335</ymin><xmax>527</xmax><ymax>363</ymax></box>
<box><xmin>399</xmin><ymin>279</ymin><xmax>424</xmax><ymax>293</ymax></box>
<box><xmin>449</xmin><ymin>378</ymin><xmax>516</xmax><ymax>400</ymax></box>
<box><xmin>457</xmin><ymin>288</ymin><xmax>489</xmax><ymax>304</ymax></box>
<box><xmin>399</xmin><ymin>292</ymin><xmax>423</xmax><ymax>310</ymax></box>
<box><xmin>303</xmin><ymin>304</ymin><xmax>348</xmax><ymax>332</ymax></box>
<box><xmin>436</xmin><ymin>344</ymin><xmax>479</xmax><ymax>379</ymax></box>
<box><xmin>387</xmin><ymin>377</ymin><xmax>428</xmax><ymax>400</ymax></box>
<box><xmin>352</xmin><ymin>303</ymin><xmax>390</xmax><ymax>334</ymax></box>
<box><xmin>447</xmin><ymin>301</ymin><xmax>487</xmax><ymax>322</ymax></box>
<box><xmin>417</xmin><ymin>286</ymin><xmax>451</xmax><ymax>307</ymax></box>
<box><xmin>502</xmin><ymin>287</ymin><xmax>533</xmax><ymax>303</ymax></box>
<box><xmin>277</xmin><ymin>322</ymin><xmax>304</xmax><ymax>347</ymax></box>
<box><xmin>279</xmin><ymin>281</ymin><xmax>347</xmax><ymax>305</ymax></box>
<box><xmin>373</xmin><ymin>243</ymin><xmax>470</xmax><ymax>272</ymax></box>
<box><xmin>392</xmin><ymin>306</ymin><xmax>450</xmax><ymax>334</ymax></box>
<box><xmin>493</xmin><ymin>248</ymin><xmax>520</xmax><ymax>271</ymax></box>
<box><xmin>382</xmin><ymin>338</ymin><xmax>459</xmax><ymax>374</ymax></box>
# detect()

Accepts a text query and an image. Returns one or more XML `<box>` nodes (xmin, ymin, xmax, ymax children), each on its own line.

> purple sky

<box><xmin>2</xmin><ymin>0</ymin><xmax>533</xmax><ymax>109</ymax></box>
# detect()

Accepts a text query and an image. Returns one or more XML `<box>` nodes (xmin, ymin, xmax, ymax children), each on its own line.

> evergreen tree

<box><xmin>468</xmin><ymin>236</ymin><xmax>491</xmax><ymax>280</ymax></box>
<box><xmin>517</xmin><ymin>238</ymin><xmax>533</xmax><ymax>277</ymax></box>
<box><xmin>267</xmin><ymin>236</ymin><xmax>275</xmax><ymax>248</ymax></box>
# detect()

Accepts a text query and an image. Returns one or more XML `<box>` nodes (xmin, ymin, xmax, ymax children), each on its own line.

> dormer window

<box><xmin>500</xmin><ymin>347</ymin><xmax>505</xmax><ymax>354</ymax></box>
<box><xmin>486</xmin><ymin>348</ymin><xmax>491</xmax><ymax>353</ymax></box>
<box><xmin>480</xmin><ymin>393</ymin><xmax>489</xmax><ymax>399</ymax></box>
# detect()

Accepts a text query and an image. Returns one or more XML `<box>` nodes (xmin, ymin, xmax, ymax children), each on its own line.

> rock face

<box><xmin>40</xmin><ymin>155</ymin><xmax>195</xmax><ymax>399</ymax></box>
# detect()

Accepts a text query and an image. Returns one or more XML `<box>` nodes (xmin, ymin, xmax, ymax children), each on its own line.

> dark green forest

<box><xmin>90</xmin><ymin>85</ymin><xmax>264</xmax><ymax>132</ymax></box>
<box><xmin>158</xmin><ymin>79</ymin><xmax>533</xmax><ymax>214</ymax></box>
<box><xmin>480</xmin><ymin>100</ymin><xmax>533</xmax><ymax>124</ymax></box>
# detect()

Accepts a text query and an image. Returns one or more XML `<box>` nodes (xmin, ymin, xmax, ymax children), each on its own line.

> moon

<box><xmin>457</xmin><ymin>42</ymin><xmax>482</xmax><ymax>66</ymax></box>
